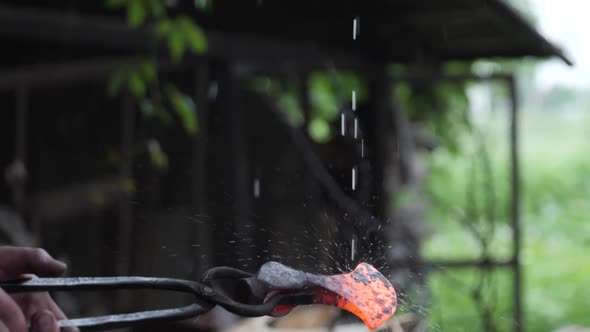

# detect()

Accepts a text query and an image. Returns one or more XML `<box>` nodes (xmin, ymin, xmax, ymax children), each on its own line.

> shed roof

<box><xmin>0</xmin><ymin>0</ymin><xmax>571</xmax><ymax>68</ymax></box>
<box><xmin>195</xmin><ymin>0</ymin><xmax>571</xmax><ymax>64</ymax></box>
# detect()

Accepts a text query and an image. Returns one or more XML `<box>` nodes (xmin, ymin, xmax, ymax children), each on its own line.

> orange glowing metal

<box><xmin>312</xmin><ymin>263</ymin><xmax>397</xmax><ymax>330</ymax></box>
<box><xmin>258</xmin><ymin>261</ymin><xmax>396</xmax><ymax>330</ymax></box>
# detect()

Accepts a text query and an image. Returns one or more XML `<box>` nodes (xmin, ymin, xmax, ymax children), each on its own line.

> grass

<box><xmin>420</xmin><ymin>110</ymin><xmax>590</xmax><ymax>331</ymax></box>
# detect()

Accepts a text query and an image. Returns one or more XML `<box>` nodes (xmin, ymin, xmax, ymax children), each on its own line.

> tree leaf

<box><xmin>137</xmin><ymin>60</ymin><xmax>156</xmax><ymax>82</ymax></box>
<box><xmin>309</xmin><ymin>72</ymin><xmax>338</xmax><ymax>120</ymax></box>
<box><xmin>147</xmin><ymin>139</ymin><xmax>169</xmax><ymax>171</ymax></box>
<box><xmin>166</xmin><ymin>85</ymin><xmax>198</xmax><ymax>135</ymax></box>
<box><xmin>308</xmin><ymin>118</ymin><xmax>331</xmax><ymax>143</ymax></box>
<box><xmin>178</xmin><ymin>16</ymin><xmax>207</xmax><ymax>53</ymax></box>
<box><xmin>278</xmin><ymin>92</ymin><xmax>304</xmax><ymax>127</ymax></box>
<box><xmin>147</xmin><ymin>0</ymin><xmax>166</xmax><ymax>18</ymax></box>
<box><xmin>155</xmin><ymin>19</ymin><xmax>172</xmax><ymax>37</ymax></box>
<box><xmin>127</xmin><ymin>0</ymin><xmax>147</xmax><ymax>28</ymax></box>
<box><xmin>128</xmin><ymin>71</ymin><xmax>146</xmax><ymax>97</ymax></box>
<box><xmin>167</xmin><ymin>31</ymin><xmax>186</xmax><ymax>62</ymax></box>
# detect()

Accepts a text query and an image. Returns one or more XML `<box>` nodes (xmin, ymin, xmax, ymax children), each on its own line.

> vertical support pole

<box><xmin>366</xmin><ymin>65</ymin><xmax>390</xmax><ymax>220</ymax></box>
<box><xmin>117</xmin><ymin>94</ymin><xmax>135</xmax><ymax>293</ymax></box>
<box><xmin>13</xmin><ymin>86</ymin><xmax>28</xmax><ymax>217</ymax></box>
<box><xmin>222</xmin><ymin>63</ymin><xmax>253</xmax><ymax>265</ymax></box>
<box><xmin>366</xmin><ymin>65</ymin><xmax>399</xmax><ymax>271</ymax></box>
<box><xmin>192</xmin><ymin>61</ymin><xmax>211</xmax><ymax>272</ymax></box>
<box><xmin>508</xmin><ymin>75</ymin><xmax>522</xmax><ymax>332</ymax></box>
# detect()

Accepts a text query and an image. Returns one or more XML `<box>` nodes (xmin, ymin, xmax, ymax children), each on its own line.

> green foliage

<box><xmin>156</xmin><ymin>16</ymin><xmax>207</xmax><ymax>62</ymax></box>
<box><xmin>307</xmin><ymin>71</ymin><xmax>366</xmax><ymax>143</ymax></box>
<box><xmin>277</xmin><ymin>92</ymin><xmax>305</xmax><ymax>127</ymax></box>
<box><xmin>308</xmin><ymin>118</ymin><xmax>331</xmax><ymax>143</ymax></box>
<box><xmin>164</xmin><ymin>84</ymin><xmax>198</xmax><ymax>135</ymax></box>
<box><xmin>424</xmin><ymin>111</ymin><xmax>590</xmax><ymax>331</ymax></box>
<box><xmin>104</xmin><ymin>0</ymin><xmax>207</xmax><ymax>137</ymax></box>
<box><xmin>309</xmin><ymin>72</ymin><xmax>339</xmax><ymax>121</ymax></box>
<box><xmin>105</xmin><ymin>0</ymin><xmax>207</xmax><ymax>61</ymax></box>
<box><xmin>251</xmin><ymin>71</ymin><xmax>365</xmax><ymax>143</ymax></box>
<box><xmin>251</xmin><ymin>77</ymin><xmax>305</xmax><ymax>127</ymax></box>
<box><xmin>108</xmin><ymin>59</ymin><xmax>156</xmax><ymax>98</ymax></box>
<box><xmin>395</xmin><ymin>80</ymin><xmax>471</xmax><ymax>154</ymax></box>
<box><xmin>105</xmin><ymin>0</ymin><xmax>166</xmax><ymax>27</ymax></box>
<box><xmin>147</xmin><ymin>138</ymin><xmax>169</xmax><ymax>170</ymax></box>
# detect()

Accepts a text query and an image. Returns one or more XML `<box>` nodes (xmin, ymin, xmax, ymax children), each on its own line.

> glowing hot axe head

<box><xmin>312</xmin><ymin>263</ymin><xmax>397</xmax><ymax>330</ymax></box>
<box><xmin>253</xmin><ymin>262</ymin><xmax>397</xmax><ymax>330</ymax></box>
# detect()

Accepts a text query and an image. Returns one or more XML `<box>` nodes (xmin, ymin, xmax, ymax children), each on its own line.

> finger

<box><xmin>0</xmin><ymin>288</ymin><xmax>27</xmax><ymax>332</ymax></box>
<box><xmin>0</xmin><ymin>247</ymin><xmax>66</xmax><ymax>279</ymax></box>
<box><xmin>0</xmin><ymin>321</ymin><xmax>8</xmax><ymax>332</ymax></box>
<box><xmin>12</xmin><ymin>292</ymin><xmax>66</xmax><ymax>320</ymax></box>
<box><xmin>12</xmin><ymin>293</ymin><xmax>78</xmax><ymax>332</ymax></box>
<box><xmin>30</xmin><ymin>310</ymin><xmax>58</xmax><ymax>332</ymax></box>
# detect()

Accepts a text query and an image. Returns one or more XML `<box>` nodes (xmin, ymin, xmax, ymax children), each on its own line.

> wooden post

<box><xmin>10</xmin><ymin>86</ymin><xmax>28</xmax><ymax>220</ymax></box>
<box><xmin>220</xmin><ymin>63</ymin><xmax>253</xmax><ymax>266</ymax></box>
<box><xmin>116</xmin><ymin>94</ymin><xmax>135</xmax><ymax>310</ymax></box>
<box><xmin>366</xmin><ymin>65</ymin><xmax>391</xmax><ymax>220</ymax></box>
<box><xmin>191</xmin><ymin>61</ymin><xmax>212</xmax><ymax>273</ymax></box>
<box><xmin>508</xmin><ymin>75</ymin><xmax>522</xmax><ymax>332</ymax></box>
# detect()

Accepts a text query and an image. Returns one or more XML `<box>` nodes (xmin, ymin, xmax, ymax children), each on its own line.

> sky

<box><xmin>533</xmin><ymin>0</ymin><xmax>590</xmax><ymax>90</ymax></box>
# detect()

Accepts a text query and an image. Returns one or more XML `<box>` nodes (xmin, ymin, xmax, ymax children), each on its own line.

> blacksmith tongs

<box><xmin>0</xmin><ymin>261</ymin><xmax>397</xmax><ymax>331</ymax></box>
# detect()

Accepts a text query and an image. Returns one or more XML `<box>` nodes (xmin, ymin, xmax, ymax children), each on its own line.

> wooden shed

<box><xmin>0</xmin><ymin>1</ymin><xmax>569</xmax><ymax>331</ymax></box>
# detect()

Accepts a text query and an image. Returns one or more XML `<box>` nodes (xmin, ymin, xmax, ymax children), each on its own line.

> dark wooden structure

<box><xmin>0</xmin><ymin>1</ymin><xmax>569</xmax><ymax>331</ymax></box>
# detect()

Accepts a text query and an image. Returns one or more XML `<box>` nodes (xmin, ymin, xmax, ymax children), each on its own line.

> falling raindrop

<box><xmin>353</xmin><ymin>17</ymin><xmax>359</xmax><ymax>40</ymax></box>
<box><xmin>341</xmin><ymin>113</ymin><xmax>346</xmax><ymax>136</ymax></box>
<box><xmin>253</xmin><ymin>178</ymin><xmax>260</xmax><ymax>198</ymax></box>
<box><xmin>352</xmin><ymin>90</ymin><xmax>357</xmax><ymax>111</ymax></box>
<box><xmin>354</xmin><ymin>118</ymin><xmax>358</xmax><ymax>139</ymax></box>
<box><xmin>208</xmin><ymin>81</ymin><xmax>219</xmax><ymax>100</ymax></box>
<box><xmin>352</xmin><ymin>167</ymin><xmax>357</xmax><ymax>191</ymax></box>
<box><xmin>351</xmin><ymin>234</ymin><xmax>358</xmax><ymax>261</ymax></box>
<box><xmin>361</xmin><ymin>139</ymin><xmax>365</xmax><ymax>157</ymax></box>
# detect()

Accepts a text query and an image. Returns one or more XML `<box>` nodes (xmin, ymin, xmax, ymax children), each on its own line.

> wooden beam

<box><xmin>0</xmin><ymin>58</ymin><xmax>135</xmax><ymax>91</ymax></box>
<box><xmin>0</xmin><ymin>4</ymin><xmax>368</xmax><ymax>70</ymax></box>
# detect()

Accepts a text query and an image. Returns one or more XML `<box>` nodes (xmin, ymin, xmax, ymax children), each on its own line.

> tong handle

<box><xmin>1</xmin><ymin>277</ymin><xmax>215</xmax><ymax>331</ymax></box>
<box><xmin>57</xmin><ymin>303</ymin><xmax>208</xmax><ymax>331</ymax></box>
<box><xmin>0</xmin><ymin>276</ymin><xmax>210</xmax><ymax>294</ymax></box>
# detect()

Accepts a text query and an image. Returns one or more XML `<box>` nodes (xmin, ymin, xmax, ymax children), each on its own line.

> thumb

<box><xmin>30</xmin><ymin>310</ymin><xmax>58</xmax><ymax>332</ymax></box>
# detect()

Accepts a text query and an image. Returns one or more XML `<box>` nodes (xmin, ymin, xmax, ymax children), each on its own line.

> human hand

<box><xmin>0</xmin><ymin>246</ymin><xmax>70</xmax><ymax>332</ymax></box>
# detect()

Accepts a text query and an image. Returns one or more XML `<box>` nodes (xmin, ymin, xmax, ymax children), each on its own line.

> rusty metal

<box><xmin>1</xmin><ymin>261</ymin><xmax>396</xmax><ymax>331</ymax></box>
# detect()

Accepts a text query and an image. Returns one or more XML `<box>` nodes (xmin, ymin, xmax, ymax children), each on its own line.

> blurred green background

<box><xmin>423</xmin><ymin>102</ymin><xmax>590</xmax><ymax>331</ymax></box>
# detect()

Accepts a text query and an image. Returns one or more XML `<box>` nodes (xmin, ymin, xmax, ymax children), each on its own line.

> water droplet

<box><xmin>253</xmin><ymin>178</ymin><xmax>260</xmax><ymax>198</ymax></box>
<box><xmin>208</xmin><ymin>81</ymin><xmax>218</xmax><ymax>100</ymax></box>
